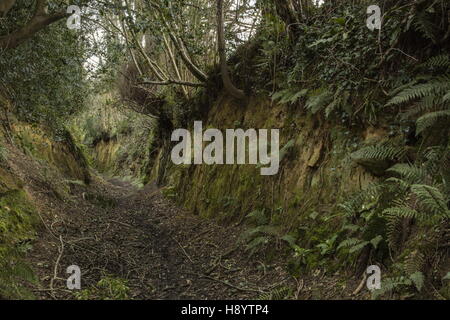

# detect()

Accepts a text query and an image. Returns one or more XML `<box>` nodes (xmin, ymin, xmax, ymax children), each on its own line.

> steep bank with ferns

<box><xmin>127</xmin><ymin>0</ymin><xmax>449</xmax><ymax>299</ymax></box>
<box><xmin>0</xmin><ymin>0</ymin><xmax>448</xmax><ymax>300</ymax></box>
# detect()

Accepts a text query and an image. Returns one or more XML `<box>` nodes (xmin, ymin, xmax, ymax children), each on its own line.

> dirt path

<box><xmin>27</xmin><ymin>175</ymin><xmax>293</xmax><ymax>300</ymax></box>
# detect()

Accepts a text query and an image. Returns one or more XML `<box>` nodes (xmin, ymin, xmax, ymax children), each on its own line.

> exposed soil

<box><xmin>24</xmin><ymin>173</ymin><xmax>295</xmax><ymax>299</ymax></box>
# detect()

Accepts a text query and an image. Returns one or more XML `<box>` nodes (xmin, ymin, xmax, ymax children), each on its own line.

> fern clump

<box><xmin>350</xmin><ymin>143</ymin><xmax>407</xmax><ymax>175</ymax></box>
<box><xmin>386</xmin><ymin>55</ymin><xmax>450</xmax><ymax>140</ymax></box>
<box><xmin>336</xmin><ymin>140</ymin><xmax>449</xmax><ymax>298</ymax></box>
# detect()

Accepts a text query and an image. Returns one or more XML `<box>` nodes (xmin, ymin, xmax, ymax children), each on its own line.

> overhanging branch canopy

<box><xmin>0</xmin><ymin>0</ymin><xmax>68</xmax><ymax>50</ymax></box>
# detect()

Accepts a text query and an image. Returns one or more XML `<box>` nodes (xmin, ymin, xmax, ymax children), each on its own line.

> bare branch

<box><xmin>139</xmin><ymin>79</ymin><xmax>206</xmax><ymax>88</ymax></box>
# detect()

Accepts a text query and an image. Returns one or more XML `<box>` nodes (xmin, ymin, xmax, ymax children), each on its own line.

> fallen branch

<box><xmin>352</xmin><ymin>272</ymin><xmax>368</xmax><ymax>296</ymax></box>
<box><xmin>49</xmin><ymin>235</ymin><xmax>65</xmax><ymax>299</ymax></box>
<box><xmin>199</xmin><ymin>274</ymin><xmax>263</xmax><ymax>294</ymax></box>
<box><xmin>140</xmin><ymin>80</ymin><xmax>206</xmax><ymax>87</ymax></box>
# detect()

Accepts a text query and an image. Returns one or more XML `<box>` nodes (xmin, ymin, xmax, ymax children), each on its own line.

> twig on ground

<box><xmin>199</xmin><ymin>274</ymin><xmax>263</xmax><ymax>294</ymax></box>
<box><xmin>352</xmin><ymin>272</ymin><xmax>368</xmax><ymax>296</ymax></box>
<box><xmin>49</xmin><ymin>235</ymin><xmax>65</xmax><ymax>299</ymax></box>
<box><xmin>111</xmin><ymin>219</ymin><xmax>133</xmax><ymax>228</ymax></box>
<box><xmin>171</xmin><ymin>236</ymin><xmax>194</xmax><ymax>263</ymax></box>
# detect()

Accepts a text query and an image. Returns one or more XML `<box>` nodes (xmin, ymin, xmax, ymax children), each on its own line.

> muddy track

<box><xmin>27</xmin><ymin>176</ymin><xmax>292</xmax><ymax>300</ymax></box>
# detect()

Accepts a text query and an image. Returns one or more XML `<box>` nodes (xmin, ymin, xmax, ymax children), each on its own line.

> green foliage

<box><xmin>410</xmin><ymin>184</ymin><xmax>448</xmax><ymax>216</ymax></box>
<box><xmin>271</xmin><ymin>88</ymin><xmax>308</xmax><ymax>105</ymax></box>
<box><xmin>387</xmin><ymin>163</ymin><xmax>426</xmax><ymax>183</ymax></box>
<box><xmin>351</xmin><ymin>143</ymin><xmax>406</xmax><ymax>162</ymax></box>
<box><xmin>337</xmin><ymin>235</ymin><xmax>383</xmax><ymax>255</ymax></box>
<box><xmin>338</xmin><ymin>183</ymin><xmax>383</xmax><ymax>218</ymax></box>
<box><xmin>258</xmin><ymin>286</ymin><xmax>291</xmax><ymax>300</ymax></box>
<box><xmin>424</xmin><ymin>54</ymin><xmax>450</xmax><ymax>70</ymax></box>
<box><xmin>252</xmin><ymin>0</ymin><xmax>450</xmax><ymax>125</ymax></box>
<box><xmin>246</xmin><ymin>208</ymin><xmax>268</xmax><ymax>225</ymax></box>
<box><xmin>0</xmin><ymin>190</ymin><xmax>38</xmax><ymax>299</ymax></box>
<box><xmin>409</xmin><ymin>271</ymin><xmax>425</xmax><ymax>292</ymax></box>
<box><xmin>241</xmin><ymin>208</ymin><xmax>289</xmax><ymax>256</ymax></box>
<box><xmin>278</xmin><ymin>139</ymin><xmax>295</xmax><ymax>163</ymax></box>
<box><xmin>371</xmin><ymin>271</ymin><xmax>425</xmax><ymax>299</ymax></box>
<box><xmin>1</xmin><ymin>27</ymin><xmax>90</xmax><ymax>126</ymax></box>
<box><xmin>371</xmin><ymin>275</ymin><xmax>411</xmax><ymax>299</ymax></box>
<box><xmin>0</xmin><ymin>144</ymin><xmax>7</xmax><ymax>162</ymax></box>
<box><xmin>0</xmin><ymin>250</ymin><xmax>37</xmax><ymax>299</ymax></box>
<box><xmin>337</xmin><ymin>139</ymin><xmax>449</xmax><ymax>298</ymax></box>
<box><xmin>386</xmin><ymin>78</ymin><xmax>450</xmax><ymax>107</ymax></box>
<box><xmin>386</xmin><ymin>55</ymin><xmax>450</xmax><ymax>139</ymax></box>
<box><xmin>316</xmin><ymin>234</ymin><xmax>338</xmax><ymax>256</ymax></box>
<box><xmin>75</xmin><ymin>275</ymin><xmax>130</xmax><ymax>300</ymax></box>
<box><xmin>305</xmin><ymin>89</ymin><xmax>333</xmax><ymax>114</ymax></box>
<box><xmin>416</xmin><ymin>109</ymin><xmax>450</xmax><ymax>135</ymax></box>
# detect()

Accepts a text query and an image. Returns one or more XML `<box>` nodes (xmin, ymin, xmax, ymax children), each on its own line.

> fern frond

<box><xmin>351</xmin><ymin>143</ymin><xmax>406</xmax><ymax>162</ymax></box>
<box><xmin>372</xmin><ymin>276</ymin><xmax>411</xmax><ymax>299</ymax></box>
<box><xmin>411</xmin><ymin>184</ymin><xmax>449</xmax><ymax>217</ymax></box>
<box><xmin>413</xmin><ymin>12</ymin><xmax>437</xmax><ymax>43</ymax></box>
<box><xmin>272</xmin><ymin>88</ymin><xmax>308</xmax><ymax>105</ymax></box>
<box><xmin>409</xmin><ymin>271</ymin><xmax>425</xmax><ymax>292</ymax></box>
<box><xmin>337</xmin><ymin>238</ymin><xmax>369</xmax><ymax>253</ymax></box>
<box><xmin>246</xmin><ymin>236</ymin><xmax>269</xmax><ymax>251</ymax></box>
<box><xmin>416</xmin><ymin>109</ymin><xmax>450</xmax><ymax>135</ymax></box>
<box><xmin>385</xmin><ymin>177</ymin><xmax>411</xmax><ymax>192</ymax></box>
<box><xmin>423</xmin><ymin>54</ymin><xmax>450</xmax><ymax>69</ymax></box>
<box><xmin>386</xmin><ymin>214</ymin><xmax>403</xmax><ymax>251</ymax></box>
<box><xmin>305</xmin><ymin>89</ymin><xmax>332</xmax><ymax>114</ymax></box>
<box><xmin>423</xmin><ymin>146</ymin><xmax>450</xmax><ymax>187</ymax></box>
<box><xmin>338</xmin><ymin>183</ymin><xmax>383</xmax><ymax>217</ymax></box>
<box><xmin>258</xmin><ymin>287</ymin><xmax>291</xmax><ymax>300</ymax></box>
<box><xmin>387</xmin><ymin>164</ymin><xmax>426</xmax><ymax>184</ymax></box>
<box><xmin>386</xmin><ymin>78</ymin><xmax>450</xmax><ymax>107</ymax></box>
<box><xmin>383</xmin><ymin>206</ymin><xmax>421</xmax><ymax>220</ymax></box>
<box><xmin>402</xmin><ymin>95</ymin><xmax>442</xmax><ymax>119</ymax></box>
<box><xmin>443</xmin><ymin>91</ymin><xmax>450</xmax><ymax>103</ymax></box>
<box><xmin>325</xmin><ymin>89</ymin><xmax>349</xmax><ymax>119</ymax></box>
<box><xmin>404</xmin><ymin>250</ymin><xmax>425</xmax><ymax>275</ymax></box>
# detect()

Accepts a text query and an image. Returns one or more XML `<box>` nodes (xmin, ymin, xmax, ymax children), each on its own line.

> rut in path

<box><xmin>28</xmin><ymin>176</ymin><xmax>292</xmax><ymax>299</ymax></box>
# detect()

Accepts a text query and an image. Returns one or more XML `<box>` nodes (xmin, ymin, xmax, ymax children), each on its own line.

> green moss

<box><xmin>0</xmin><ymin>190</ymin><xmax>39</xmax><ymax>299</ymax></box>
<box><xmin>148</xmin><ymin>93</ymin><xmax>387</xmax><ymax>282</ymax></box>
<box><xmin>13</xmin><ymin>124</ymin><xmax>91</xmax><ymax>183</ymax></box>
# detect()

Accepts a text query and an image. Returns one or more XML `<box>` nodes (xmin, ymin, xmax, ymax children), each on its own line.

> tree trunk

<box><xmin>274</xmin><ymin>0</ymin><xmax>301</xmax><ymax>26</ymax></box>
<box><xmin>0</xmin><ymin>0</ymin><xmax>67</xmax><ymax>50</ymax></box>
<box><xmin>217</xmin><ymin>0</ymin><xmax>245</xmax><ymax>100</ymax></box>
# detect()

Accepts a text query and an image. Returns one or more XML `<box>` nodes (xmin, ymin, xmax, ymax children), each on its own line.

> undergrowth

<box><xmin>233</xmin><ymin>0</ymin><xmax>450</xmax><ymax>299</ymax></box>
